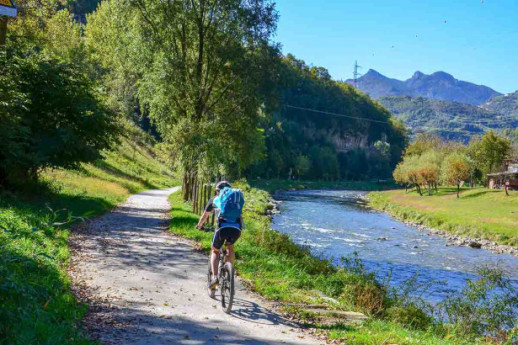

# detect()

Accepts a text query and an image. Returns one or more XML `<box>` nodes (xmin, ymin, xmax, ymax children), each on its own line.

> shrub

<box><xmin>0</xmin><ymin>44</ymin><xmax>118</xmax><ymax>187</ymax></box>
<box><xmin>385</xmin><ymin>304</ymin><xmax>432</xmax><ymax>330</ymax></box>
<box><xmin>439</xmin><ymin>267</ymin><xmax>518</xmax><ymax>339</ymax></box>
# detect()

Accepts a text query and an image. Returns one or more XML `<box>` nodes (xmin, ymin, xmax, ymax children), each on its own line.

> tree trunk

<box><xmin>427</xmin><ymin>184</ymin><xmax>431</xmax><ymax>196</ymax></box>
<box><xmin>457</xmin><ymin>183</ymin><xmax>460</xmax><ymax>198</ymax></box>
<box><xmin>416</xmin><ymin>184</ymin><xmax>422</xmax><ymax>196</ymax></box>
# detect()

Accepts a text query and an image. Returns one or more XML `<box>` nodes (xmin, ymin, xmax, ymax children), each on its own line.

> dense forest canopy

<box><xmin>248</xmin><ymin>55</ymin><xmax>408</xmax><ymax>180</ymax></box>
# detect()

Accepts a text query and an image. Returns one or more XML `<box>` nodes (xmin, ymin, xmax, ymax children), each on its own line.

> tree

<box><xmin>441</xmin><ymin>152</ymin><xmax>472</xmax><ymax>198</ymax></box>
<box><xmin>88</xmin><ymin>0</ymin><xmax>279</xmax><ymax>200</ymax></box>
<box><xmin>393</xmin><ymin>162</ymin><xmax>409</xmax><ymax>192</ymax></box>
<box><xmin>418</xmin><ymin>150</ymin><xmax>442</xmax><ymax>194</ymax></box>
<box><xmin>405</xmin><ymin>132</ymin><xmax>443</xmax><ymax>157</ymax></box>
<box><xmin>468</xmin><ymin>132</ymin><xmax>511</xmax><ymax>182</ymax></box>
<box><xmin>0</xmin><ymin>43</ymin><xmax>118</xmax><ymax>186</ymax></box>
<box><xmin>295</xmin><ymin>155</ymin><xmax>310</xmax><ymax>179</ymax></box>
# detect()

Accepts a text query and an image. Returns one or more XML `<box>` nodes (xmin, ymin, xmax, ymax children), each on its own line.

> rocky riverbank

<box><xmin>361</xmin><ymin>193</ymin><xmax>518</xmax><ymax>257</ymax></box>
<box><xmin>405</xmin><ymin>220</ymin><xmax>518</xmax><ymax>257</ymax></box>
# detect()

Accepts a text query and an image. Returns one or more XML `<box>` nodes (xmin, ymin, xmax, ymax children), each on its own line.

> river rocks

<box><xmin>376</xmin><ymin>237</ymin><xmax>388</xmax><ymax>241</ymax></box>
<box><xmin>469</xmin><ymin>241</ymin><xmax>482</xmax><ymax>249</ymax></box>
<box><xmin>399</xmin><ymin>220</ymin><xmax>518</xmax><ymax>257</ymax></box>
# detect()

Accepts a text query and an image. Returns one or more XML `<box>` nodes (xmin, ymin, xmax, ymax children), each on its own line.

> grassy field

<box><xmin>368</xmin><ymin>187</ymin><xmax>518</xmax><ymax>247</ymax></box>
<box><xmin>0</xmin><ymin>135</ymin><xmax>176</xmax><ymax>344</ymax></box>
<box><xmin>168</xmin><ymin>182</ymin><xmax>483</xmax><ymax>345</ymax></box>
<box><xmin>249</xmin><ymin>179</ymin><xmax>399</xmax><ymax>193</ymax></box>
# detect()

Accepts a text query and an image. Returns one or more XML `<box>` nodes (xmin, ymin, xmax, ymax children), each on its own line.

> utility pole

<box><xmin>353</xmin><ymin>60</ymin><xmax>362</xmax><ymax>89</ymax></box>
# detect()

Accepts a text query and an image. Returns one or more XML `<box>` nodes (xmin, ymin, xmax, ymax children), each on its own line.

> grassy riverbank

<box><xmin>168</xmin><ymin>181</ymin><xmax>486</xmax><ymax>345</ymax></box>
<box><xmin>0</xmin><ymin>135</ymin><xmax>175</xmax><ymax>344</ymax></box>
<box><xmin>369</xmin><ymin>187</ymin><xmax>518</xmax><ymax>247</ymax></box>
<box><xmin>249</xmin><ymin>179</ymin><xmax>398</xmax><ymax>193</ymax></box>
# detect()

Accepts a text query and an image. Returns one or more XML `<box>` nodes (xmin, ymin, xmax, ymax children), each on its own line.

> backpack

<box><xmin>214</xmin><ymin>187</ymin><xmax>244</xmax><ymax>223</ymax></box>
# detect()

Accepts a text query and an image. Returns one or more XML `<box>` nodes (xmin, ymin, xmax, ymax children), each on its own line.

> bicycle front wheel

<box><xmin>220</xmin><ymin>262</ymin><xmax>234</xmax><ymax>313</ymax></box>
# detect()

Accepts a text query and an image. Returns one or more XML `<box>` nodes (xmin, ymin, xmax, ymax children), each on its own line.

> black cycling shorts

<box><xmin>212</xmin><ymin>227</ymin><xmax>241</xmax><ymax>250</ymax></box>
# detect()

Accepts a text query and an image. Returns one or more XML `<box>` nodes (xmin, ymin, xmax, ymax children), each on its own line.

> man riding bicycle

<box><xmin>196</xmin><ymin>181</ymin><xmax>243</xmax><ymax>290</ymax></box>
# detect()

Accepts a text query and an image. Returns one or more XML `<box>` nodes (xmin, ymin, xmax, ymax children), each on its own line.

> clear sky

<box><xmin>274</xmin><ymin>0</ymin><xmax>518</xmax><ymax>93</ymax></box>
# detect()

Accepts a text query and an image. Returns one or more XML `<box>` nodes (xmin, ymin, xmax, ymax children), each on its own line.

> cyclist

<box><xmin>196</xmin><ymin>181</ymin><xmax>243</xmax><ymax>290</ymax></box>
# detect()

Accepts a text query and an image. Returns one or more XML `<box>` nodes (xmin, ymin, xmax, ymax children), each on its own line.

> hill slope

<box><xmin>347</xmin><ymin>69</ymin><xmax>501</xmax><ymax>105</ymax></box>
<box><xmin>378</xmin><ymin>95</ymin><xmax>517</xmax><ymax>142</ymax></box>
<box><xmin>481</xmin><ymin>91</ymin><xmax>518</xmax><ymax>118</ymax></box>
<box><xmin>0</xmin><ymin>124</ymin><xmax>176</xmax><ymax>344</ymax></box>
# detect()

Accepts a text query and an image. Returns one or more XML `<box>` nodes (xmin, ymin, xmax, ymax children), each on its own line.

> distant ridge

<box><xmin>346</xmin><ymin>69</ymin><xmax>501</xmax><ymax>105</ymax></box>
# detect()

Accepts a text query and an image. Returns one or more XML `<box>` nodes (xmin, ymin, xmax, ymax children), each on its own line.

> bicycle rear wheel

<box><xmin>220</xmin><ymin>262</ymin><xmax>234</xmax><ymax>314</ymax></box>
<box><xmin>207</xmin><ymin>256</ymin><xmax>216</xmax><ymax>299</ymax></box>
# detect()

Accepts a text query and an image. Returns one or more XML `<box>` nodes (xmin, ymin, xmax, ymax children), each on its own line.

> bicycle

<box><xmin>200</xmin><ymin>226</ymin><xmax>235</xmax><ymax>314</ymax></box>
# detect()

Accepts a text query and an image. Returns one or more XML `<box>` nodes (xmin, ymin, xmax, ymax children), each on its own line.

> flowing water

<box><xmin>272</xmin><ymin>190</ymin><xmax>518</xmax><ymax>303</ymax></box>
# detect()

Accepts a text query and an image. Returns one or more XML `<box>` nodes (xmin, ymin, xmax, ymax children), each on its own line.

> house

<box><xmin>487</xmin><ymin>157</ymin><xmax>518</xmax><ymax>191</ymax></box>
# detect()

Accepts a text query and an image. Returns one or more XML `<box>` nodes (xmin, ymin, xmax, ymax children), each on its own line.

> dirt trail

<box><xmin>70</xmin><ymin>188</ymin><xmax>321</xmax><ymax>345</ymax></box>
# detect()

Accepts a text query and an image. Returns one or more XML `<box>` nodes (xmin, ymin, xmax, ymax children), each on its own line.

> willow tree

<box><xmin>89</xmin><ymin>0</ymin><xmax>279</xmax><ymax>200</ymax></box>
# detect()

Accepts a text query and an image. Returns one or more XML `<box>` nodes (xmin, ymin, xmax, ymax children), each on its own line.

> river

<box><xmin>272</xmin><ymin>189</ymin><xmax>518</xmax><ymax>303</ymax></box>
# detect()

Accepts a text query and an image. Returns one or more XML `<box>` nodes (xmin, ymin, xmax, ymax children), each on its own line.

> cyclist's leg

<box><xmin>226</xmin><ymin>244</ymin><xmax>235</xmax><ymax>266</ymax></box>
<box><xmin>220</xmin><ymin>227</ymin><xmax>241</xmax><ymax>266</ymax></box>
<box><xmin>211</xmin><ymin>248</ymin><xmax>220</xmax><ymax>279</ymax></box>
<box><xmin>211</xmin><ymin>229</ymin><xmax>224</xmax><ymax>280</ymax></box>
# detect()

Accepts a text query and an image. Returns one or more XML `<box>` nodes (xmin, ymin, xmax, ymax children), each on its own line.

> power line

<box><xmin>284</xmin><ymin>104</ymin><xmax>517</xmax><ymax>127</ymax></box>
<box><xmin>285</xmin><ymin>105</ymin><xmax>393</xmax><ymax>125</ymax></box>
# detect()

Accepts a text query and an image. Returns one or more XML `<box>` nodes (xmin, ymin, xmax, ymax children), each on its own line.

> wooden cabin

<box><xmin>487</xmin><ymin>157</ymin><xmax>518</xmax><ymax>191</ymax></box>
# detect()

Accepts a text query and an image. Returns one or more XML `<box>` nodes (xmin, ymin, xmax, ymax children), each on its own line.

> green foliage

<box><xmin>468</xmin><ymin>131</ymin><xmax>512</xmax><ymax>178</ymax></box>
<box><xmin>248</xmin><ymin>55</ymin><xmax>408</xmax><ymax>181</ymax></box>
<box><xmin>0</xmin><ymin>205</ymin><xmax>90</xmax><ymax>344</ymax></box>
<box><xmin>0</xmin><ymin>43</ymin><xmax>118</xmax><ymax>186</ymax></box>
<box><xmin>87</xmin><ymin>0</ymin><xmax>279</xmax><ymax>188</ymax></box>
<box><xmin>439</xmin><ymin>267</ymin><xmax>518</xmax><ymax>339</ymax></box>
<box><xmin>441</xmin><ymin>152</ymin><xmax>472</xmax><ymax>197</ymax></box>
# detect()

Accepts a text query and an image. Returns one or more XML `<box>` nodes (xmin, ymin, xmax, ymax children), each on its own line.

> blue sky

<box><xmin>274</xmin><ymin>0</ymin><xmax>518</xmax><ymax>93</ymax></box>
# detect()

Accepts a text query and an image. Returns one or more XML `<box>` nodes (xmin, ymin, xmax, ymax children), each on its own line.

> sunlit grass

<box><xmin>369</xmin><ymin>187</ymin><xmax>518</xmax><ymax>247</ymax></box>
<box><xmin>0</xmin><ymin>137</ymin><xmax>176</xmax><ymax>344</ymax></box>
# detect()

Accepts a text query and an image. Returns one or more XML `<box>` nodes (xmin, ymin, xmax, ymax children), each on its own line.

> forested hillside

<box><xmin>248</xmin><ymin>55</ymin><xmax>408</xmax><ymax>180</ymax></box>
<box><xmin>481</xmin><ymin>91</ymin><xmax>518</xmax><ymax>118</ymax></box>
<box><xmin>378</xmin><ymin>95</ymin><xmax>517</xmax><ymax>143</ymax></box>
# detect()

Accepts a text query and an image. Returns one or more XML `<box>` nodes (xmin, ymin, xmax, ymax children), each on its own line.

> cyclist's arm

<box><xmin>197</xmin><ymin>197</ymin><xmax>215</xmax><ymax>230</ymax></box>
<box><xmin>196</xmin><ymin>211</ymin><xmax>211</xmax><ymax>230</ymax></box>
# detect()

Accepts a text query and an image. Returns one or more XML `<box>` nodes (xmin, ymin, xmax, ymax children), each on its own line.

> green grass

<box><xmin>368</xmin><ymin>187</ymin><xmax>518</xmax><ymax>247</ymax></box>
<box><xmin>249</xmin><ymin>179</ymin><xmax>399</xmax><ymax>193</ymax></box>
<box><xmin>168</xmin><ymin>181</ymin><xmax>477</xmax><ymax>345</ymax></box>
<box><xmin>0</xmin><ymin>135</ymin><xmax>177</xmax><ymax>344</ymax></box>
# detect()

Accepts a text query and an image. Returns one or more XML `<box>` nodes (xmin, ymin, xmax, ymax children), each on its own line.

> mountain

<box><xmin>347</xmin><ymin>70</ymin><xmax>501</xmax><ymax>105</ymax></box>
<box><xmin>480</xmin><ymin>91</ymin><xmax>518</xmax><ymax>118</ymax></box>
<box><xmin>378</xmin><ymin>95</ymin><xmax>517</xmax><ymax>143</ymax></box>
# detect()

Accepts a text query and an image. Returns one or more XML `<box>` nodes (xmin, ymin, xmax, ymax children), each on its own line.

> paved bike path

<box><xmin>70</xmin><ymin>188</ymin><xmax>320</xmax><ymax>344</ymax></box>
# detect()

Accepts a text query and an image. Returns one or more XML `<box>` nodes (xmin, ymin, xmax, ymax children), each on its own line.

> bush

<box><xmin>0</xmin><ymin>44</ymin><xmax>118</xmax><ymax>187</ymax></box>
<box><xmin>439</xmin><ymin>267</ymin><xmax>518</xmax><ymax>339</ymax></box>
<box><xmin>385</xmin><ymin>305</ymin><xmax>432</xmax><ymax>330</ymax></box>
